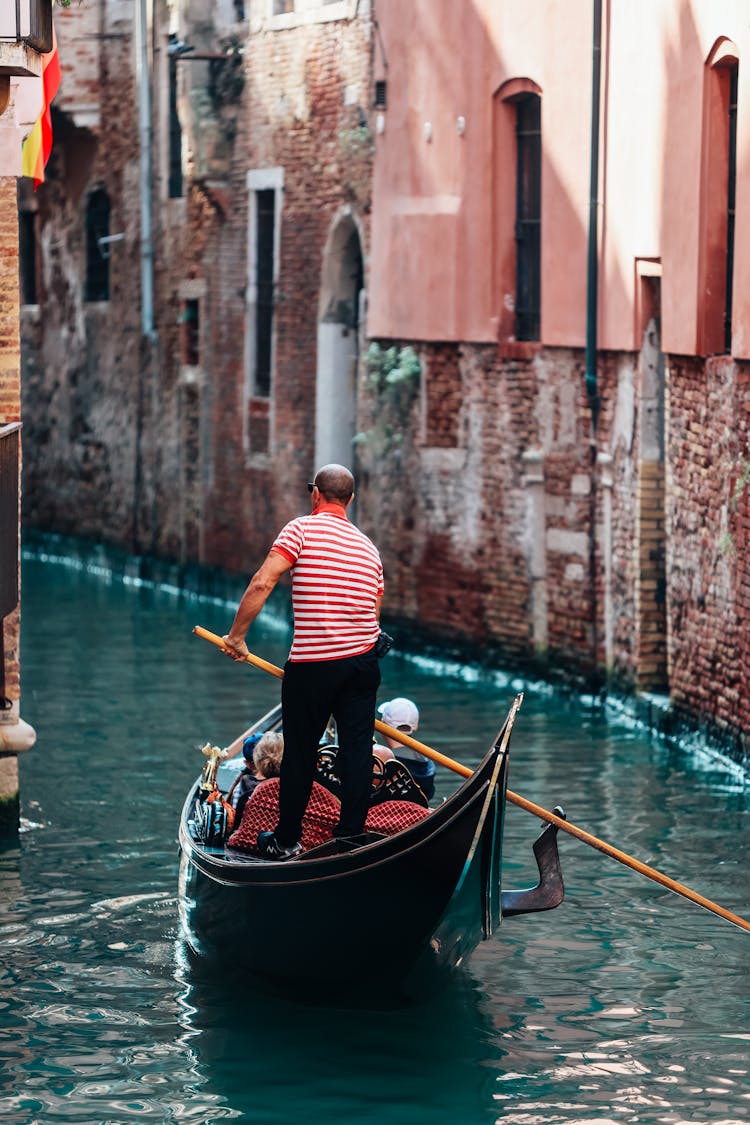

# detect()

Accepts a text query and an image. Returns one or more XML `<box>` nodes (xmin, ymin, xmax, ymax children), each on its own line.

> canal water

<box><xmin>1</xmin><ymin>545</ymin><xmax>749</xmax><ymax>1124</ymax></box>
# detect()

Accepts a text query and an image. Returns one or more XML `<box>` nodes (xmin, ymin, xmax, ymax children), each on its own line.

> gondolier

<box><xmin>222</xmin><ymin>463</ymin><xmax>385</xmax><ymax>859</ymax></box>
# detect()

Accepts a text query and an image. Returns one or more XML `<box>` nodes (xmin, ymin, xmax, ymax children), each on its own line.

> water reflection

<box><xmin>173</xmin><ymin>939</ymin><xmax>504</xmax><ymax>1125</ymax></box>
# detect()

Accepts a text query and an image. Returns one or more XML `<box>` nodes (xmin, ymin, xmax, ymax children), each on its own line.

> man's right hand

<box><xmin>222</xmin><ymin>634</ymin><xmax>250</xmax><ymax>661</ymax></box>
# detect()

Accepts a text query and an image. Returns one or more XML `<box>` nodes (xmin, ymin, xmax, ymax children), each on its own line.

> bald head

<box><xmin>313</xmin><ymin>464</ymin><xmax>355</xmax><ymax>505</ymax></box>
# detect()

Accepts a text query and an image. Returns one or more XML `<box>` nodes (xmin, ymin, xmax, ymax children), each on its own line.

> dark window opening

<box><xmin>169</xmin><ymin>60</ymin><xmax>183</xmax><ymax>199</ymax></box>
<box><xmin>182</xmin><ymin>299</ymin><xmax>200</xmax><ymax>365</ymax></box>
<box><xmin>724</xmin><ymin>63</ymin><xmax>738</xmax><ymax>354</ymax></box>
<box><xmin>515</xmin><ymin>94</ymin><xmax>541</xmax><ymax>341</ymax></box>
<box><xmin>18</xmin><ymin>211</ymin><xmax>37</xmax><ymax>306</ymax></box>
<box><xmin>23</xmin><ymin>0</ymin><xmax>53</xmax><ymax>53</ymax></box>
<box><xmin>85</xmin><ymin>189</ymin><xmax>110</xmax><ymax>302</ymax></box>
<box><xmin>374</xmin><ymin>80</ymin><xmax>387</xmax><ymax>109</ymax></box>
<box><xmin>255</xmin><ymin>189</ymin><xmax>276</xmax><ymax>398</ymax></box>
<box><xmin>352</xmin><ymin>247</ymin><xmax>363</xmax><ymax>332</ymax></box>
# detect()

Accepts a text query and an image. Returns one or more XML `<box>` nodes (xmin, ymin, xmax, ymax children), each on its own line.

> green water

<box><xmin>1</xmin><ymin>548</ymin><xmax>748</xmax><ymax>1124</ymax></box>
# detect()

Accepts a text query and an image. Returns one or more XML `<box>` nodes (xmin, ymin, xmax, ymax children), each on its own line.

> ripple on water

<box><xmin>1</xmin><ymin>550</ymin><xmax>748</xmax><ymax>1125</ymax></box>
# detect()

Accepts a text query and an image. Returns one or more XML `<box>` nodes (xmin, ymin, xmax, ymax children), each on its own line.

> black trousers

<box><xmin>275</xmin><ymin>648</ymin><xmax>381</xmax><ymax>845</ymax></box>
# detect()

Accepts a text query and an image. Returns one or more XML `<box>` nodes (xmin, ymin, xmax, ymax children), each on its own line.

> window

<box><xmin>724</xmin><ymin>65</ymin><xmax>738</xmax><ymax>353</ymax></box>
<box><xmin>269</xmin><ymin>0</ymin><xmax>355</xmax><ymax>23</ymax></box>
<box><xmin>169</xmin><ymin>60</ymin><xmax>183</xmax><ymax>199</ymax></box>
<box><xmin>492</xmin><ymin>78</ymin><xmax>542</xmax><ymax>348</ymax></box>
<box><xmin>18</xmin><ymin>210</ymin><xmax>37</xmax><ymax>305</ymax></box>
<box><xmin>85</xmin><ymin>188</ymin><xmax>110</xmax><ymax>302</ymax></box>
<box><xmin>697</xmin><ymin>39</ymin><xmax>739</xmax><ymax>355</ymax></box>
<box><xmin>515</xmin><ymin>94</ymin><xmax>541</xmax><ymax>342</ymax></box>
<box><xmin>246</xmin><ymin>168</ymin><xmax>284</xmax><ymax>456</ymax></box>
<box><xmin>255</xmin><ymin>189</ymin><xmax>275</xmax><ymax>398</ymax></box>
<box><xmin>181</xmin><ymin>299</ymin><xmax>200</xmax><ymax>365</ymax></box>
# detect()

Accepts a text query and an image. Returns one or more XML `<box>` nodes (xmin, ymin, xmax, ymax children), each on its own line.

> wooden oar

<box><xmin>193</xmin><ymin>625</ymin><xmax>750</xmax><ymax>934</ymax></box>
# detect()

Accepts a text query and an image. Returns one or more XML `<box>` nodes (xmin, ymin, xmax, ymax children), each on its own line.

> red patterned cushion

<box><xmin>227</xmin><ymin>779</ymin><xmax>341</xmax><ymax>851</ymax></box>
<box><xmin>227</xmin><ymin>780</ymin><xmax>430</xmax><ymax>853</ymax></box>
<box><xmin>365</xmin><ymin>801</ymin><xmax>430</xmax><ymax>834</ymax></box>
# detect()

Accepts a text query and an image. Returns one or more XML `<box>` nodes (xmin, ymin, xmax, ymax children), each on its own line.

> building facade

<box><xmin>18</xmin><ymin>0</ymin><xmax>750</xmax><ymax>754</ymax></box>
<box><xmin>366</xmin><ymin>0</ymin><xmax>750</xmax><ymax>749</ymax></box>
<box><xmin>0</xmin><ymin>0</ymin><xmax>51</xmax><ymax>832</ymax></box>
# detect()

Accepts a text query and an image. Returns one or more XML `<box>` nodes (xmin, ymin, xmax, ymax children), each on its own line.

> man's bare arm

<box><xmin>222</xmin><ymin>549</ymin><xmax>292</xmax><ymax>660</ymax></box>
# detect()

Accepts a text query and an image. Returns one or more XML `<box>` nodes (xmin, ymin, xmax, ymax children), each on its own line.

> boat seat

<box><xmin>226</xmin><ymin>777</ymin><xmax>430</xmax><ymax>854</ymax></box>
<box><xmin>316</xmin><ymin>746</ymin><xmax>429</xmax><ymax>808</ymax></box>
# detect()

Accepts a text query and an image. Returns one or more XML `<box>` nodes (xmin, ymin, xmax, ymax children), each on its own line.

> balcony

<box><xmin>0</xmin><ymin>0</ymin><xmax>52</xmax><ymax>76</ymax></box>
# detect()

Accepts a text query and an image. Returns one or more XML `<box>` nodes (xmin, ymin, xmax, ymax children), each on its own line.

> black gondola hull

<box><xmin>179</xmin><ymin>737</ymin><xmax>508</xmax><ymax>992</ymax></box>
<box><xmin>178</xmin><ymin>696</ymin><xmax>564</xmax><ymax>995</ymax></box>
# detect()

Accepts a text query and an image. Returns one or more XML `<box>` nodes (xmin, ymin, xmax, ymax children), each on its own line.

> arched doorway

<box><xmin>315</xmin><ymin>211</ymin><xmax>364</xmax><ymax>471</ymax></box>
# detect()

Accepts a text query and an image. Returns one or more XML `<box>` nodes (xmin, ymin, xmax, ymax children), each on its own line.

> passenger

<box><xmin>372</xmin><ymin>743</ymin><xmax>395</xmax><ymax>766</ymax></box>
<box><xmin>228</xmin><ymin>731</ymin><xmax>284</xmax><ymax>827</ymax></box>
<box><xmin>376</xmin><ymin>697</ymin><xmax>435</xmax><ymax>801</ymax></box>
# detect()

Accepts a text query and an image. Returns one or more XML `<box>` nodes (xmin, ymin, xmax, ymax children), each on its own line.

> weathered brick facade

<box><xmin>19</xmin><ymin>4</ymin><xmax>148</xmax><ymax>549</ymax></box>
<box><xmin>0</xmin><ymin>174</ymin><xmax>35</xmax><ymax>832</ymax></box>
<box><xmin>15</xmin><ymin>0</ymin><xmax>750</xmax><ymax>761</ymax></box>
<box><xmin>667</xmin><ymin>355</ymin><xmax>750</xmax><ymax>742</ymax></box>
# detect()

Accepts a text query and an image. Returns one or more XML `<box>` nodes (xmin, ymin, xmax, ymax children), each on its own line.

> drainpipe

<box><xmin>586</xmin><ymin>0</ymin><xmax>603</xmax><ymax>692</ymax></box>
<box><xmin>133</xmin><ymin>0</ymin><xmax>156</xmax><ymax>552</ymax></box>
<box><xmin>135</xmin><ymin>0</ymin><xmax>154</xmax><ymax>339</ymax></box>
<box><xmin>585</xmin><ymin>0</ymin><xmax>602</xmax><ymax>429</ymax></box>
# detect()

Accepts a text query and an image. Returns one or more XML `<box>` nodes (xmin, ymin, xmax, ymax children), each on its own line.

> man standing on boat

<box><xmin>222</xmin><ymin>464</ymin><xmax>384</xmax><ymax>859</ymax></box>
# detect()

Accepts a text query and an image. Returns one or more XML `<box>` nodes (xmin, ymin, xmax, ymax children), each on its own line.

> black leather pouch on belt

<box><xmin>373</xmin><ymin>631</ymin><xmax>394</xmax><ymax>658</ymax></box>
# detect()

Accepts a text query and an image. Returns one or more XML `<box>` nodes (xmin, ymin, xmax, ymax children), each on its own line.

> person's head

<box><xmin>242</xmin><ymin>732</ymin><xmax>262</xmax><ymax>764</ymax></box>
<box><xmin>378</xmin><ymin>698</ymin><xmax>419</xmax><ymax>735</ymax></box>
<box><xmin>308</xmin><ymin>464</ymin><xmax>354</xmax><ymax>510</ymax></box>
<box><xmin>372</xmin><ymin>744</ymin><xmax>395</xmax><ymax>765</ymax></box>
<box><xmin>253</xmin><ymin>731</ymin><xmax>284</xmax><ymax>779</ymax></box>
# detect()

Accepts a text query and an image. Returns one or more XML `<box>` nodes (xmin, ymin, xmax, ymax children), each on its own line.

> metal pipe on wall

<box><xmin>586</xmin><ymin>0</ymin><xmax>604</xmax><ymax>692</ymax></box>
<box><xmin>585</xmin><ymin>0</ymin><xmax>602</xmax><ymax>430</ymax></box>
<box><xmin>135</xmin><ymin>0</ymin><xmax>155</xmax><ymax>339</ymax></box>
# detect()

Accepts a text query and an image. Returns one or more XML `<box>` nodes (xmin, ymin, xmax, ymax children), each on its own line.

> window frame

<box><xmin>84</xmin><ymin>187</ymin><xmax>111</xmax><ymax>304</ymax></box>
<box><xmin>245</xmin><ymin>167</ymin><xmax>284</xmax><ymax>458</ymax></box>
<box><xmin>696</xmin><ymin>38</ymin><xmax>739</xmax><ymax>356</ymax></box>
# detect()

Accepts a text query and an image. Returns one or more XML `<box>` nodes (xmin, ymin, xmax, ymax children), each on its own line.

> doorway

<box><xmin>315</xmin><ymin>213</ymin><xmax>363</xmax><ymax>471</ymax></box>
<box><xmin>636</xmin><ymin>272</ymin><xmax>668</xmax><ymax>693</ymax></box>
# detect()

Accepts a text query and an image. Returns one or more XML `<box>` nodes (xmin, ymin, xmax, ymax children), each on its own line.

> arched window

<box><xmin>85</xmin><ymin>188</ymin><xmax>110</xmax><ymax>302</ymax></box>
<box><xmin>492</xmin><ymin>78</ymin><xmax>542</xmax><ymax>344</ymax></box>
<box><xmin>697</xmin><ymin>39</ymin><xmax>739</xmax><ymax>355</ymax></box>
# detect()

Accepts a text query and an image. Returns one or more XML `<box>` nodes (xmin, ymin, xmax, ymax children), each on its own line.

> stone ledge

<box><xmin>0</xmin><ymin>716</ymin><xmax>36</xmax><ymax>753</ymax></box>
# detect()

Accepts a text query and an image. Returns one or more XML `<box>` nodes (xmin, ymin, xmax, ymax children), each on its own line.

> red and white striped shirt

<box><xmin>272</xmin><ymin>504</ymin><xmax>384</xmax><ymax>662</ymax></box>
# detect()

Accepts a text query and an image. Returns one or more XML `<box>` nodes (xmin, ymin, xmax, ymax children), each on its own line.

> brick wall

<box><xmin>19</xmin><ymin>1</ymin><xmax>143</xmax><ymax>544</ymax></box>
<box><xmin>0</xmin><ymin>175</ymin><xmax>22</xmax><ymax>825</ymax></box>
<box><xmin>667</xmin><ymin>354</ymin><xmax>750</xmax><ymax>746</ymax></box>
<box><xmin>15</xmin><ymin>4</ymin><xmax>750</xmax><ymax>755</ymax></box>
<box><xmin>0</xmin><ymin>178</ymin><xmax>21</xmax><ymax>425</ymax></box>
<box><xmin>0</xmin><ymin>176</ymin><xmax>21</xmax><ymax>711</ymax></box>
<box><xmin>193</xmin><ymin>13</ymin><xmax>374</xmax><ymax>572</ymax></box>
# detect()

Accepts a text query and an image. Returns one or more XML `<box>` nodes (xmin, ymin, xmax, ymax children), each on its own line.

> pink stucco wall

<box><xmin>369</xmin><ymin>0</ymin><xmax>750</xmax><ymax>358</ymax></box>
<box><xmin>0</xmin><ymin>75</ymin><xmax>42</xmax><ymax>176</ymax></box>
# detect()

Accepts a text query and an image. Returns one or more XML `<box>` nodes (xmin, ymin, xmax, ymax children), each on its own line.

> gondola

<box><xmin>177</xmin><ymin>694</ymin><xmax>566</xmax><ymax>997</ymax></box>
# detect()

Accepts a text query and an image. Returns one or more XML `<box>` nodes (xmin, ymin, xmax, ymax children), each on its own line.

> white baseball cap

<box><xmin>378</xmin><ymin>697</ymin><xmax>419</xmax><ymax>731</ymax></box>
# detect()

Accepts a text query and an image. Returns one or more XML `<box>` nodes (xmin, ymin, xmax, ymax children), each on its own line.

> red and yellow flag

<box><xmin>22</xmin><ymin>25</ymin><xmax>61</xmax><ymax>189</ymax></box>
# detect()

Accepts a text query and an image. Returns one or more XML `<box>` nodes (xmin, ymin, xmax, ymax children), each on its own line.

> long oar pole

<box><xmin>193</xmin><ymin>626</ymin><xmax>750</xmax><ymax>934</ymax></box>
